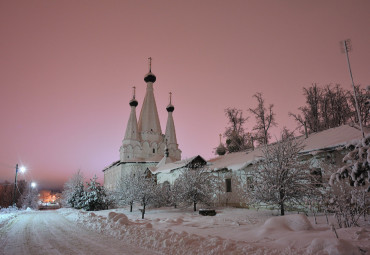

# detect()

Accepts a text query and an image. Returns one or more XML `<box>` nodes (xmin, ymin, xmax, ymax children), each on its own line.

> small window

<box><xmin>153</xmin><ymin>148</ymin><xmax>155</xmax><ymax>153</ymax></box>
<box><xmin>225</xmin><ymin>179</ymin><xmax>232</xmax><ymax>192</ymax></box>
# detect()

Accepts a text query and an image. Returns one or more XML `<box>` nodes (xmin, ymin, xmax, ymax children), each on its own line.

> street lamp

<box><xmin>31</xmin><ymin>182</ymin><xmax>37</xmax><ymax>188</ymax></box>
<box><xmin>12</xmin><ymin>164</ymin><xmax>27</xmax><ymax>206</ymax></box>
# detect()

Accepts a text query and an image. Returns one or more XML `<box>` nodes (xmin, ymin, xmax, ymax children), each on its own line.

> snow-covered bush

<box><xmin>249</xmin><ymin>138</ymin><xmax>319</xmax><ymax>215</ymax></box>
<box><xmin>80</xmin><ymin>176</ymin><xmax>111</xmax><ymax>211</ymax></box>
<box><xmin>61</xmin><ymin>170</ymin><xmax>85</xmax><ymax>208</ymax></box>
<box><xmin>327</xmin><ymin>180</ymin><xmax>369</xmax><ymax>228</ymax></box>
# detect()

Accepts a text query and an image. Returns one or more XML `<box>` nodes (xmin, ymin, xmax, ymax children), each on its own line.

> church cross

<box><xmin>148</xmin><ymin>57</ymin><xmax>152</xmax><ymax>72</ymax></box>
<box><xmin>132</xmin><ymin>86</ymin><xmax>136</xmax><ymax>99</ymax></box>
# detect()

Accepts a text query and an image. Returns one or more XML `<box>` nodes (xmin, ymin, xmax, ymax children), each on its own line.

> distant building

<box><xmin>103</xmin><ymin>59</ymin><xmax>181</xmax><ymax>190</ymax></box>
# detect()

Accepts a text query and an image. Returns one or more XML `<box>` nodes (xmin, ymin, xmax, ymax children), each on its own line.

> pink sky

<box><xmin>1</xmin><ymin>0</ymin><xmax>370</xmax><ymax>190</ymax></box>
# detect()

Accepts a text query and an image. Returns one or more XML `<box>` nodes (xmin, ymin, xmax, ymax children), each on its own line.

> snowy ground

<box><xmin>1</xmin><ymin>207</ymin><xmax>369</xmax><ymax>255</ymax></box>
<box><xmin>0</xmin><ymin>209</ymin><xmax>152</xmax><ymax>255</ymax></box>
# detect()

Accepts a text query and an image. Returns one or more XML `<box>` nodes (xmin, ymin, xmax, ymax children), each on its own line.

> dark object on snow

<box><xmin>199</xmin><ymin>209</ymin><xmax>216</xmax><ymax>216</ymax></box>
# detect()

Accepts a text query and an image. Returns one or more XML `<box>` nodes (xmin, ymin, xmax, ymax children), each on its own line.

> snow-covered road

<box><xmin>0</xmin><ymin>210</ymin><xmax>152</xmax><ymax>255</ymax></box>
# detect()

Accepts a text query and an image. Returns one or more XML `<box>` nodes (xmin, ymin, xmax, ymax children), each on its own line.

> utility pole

<box><xmin>12</xmin><ymin>164</ymin><xmax>19</xmax><ymax>206</ymax></box>
<box><xmin>341</xmin><ymin>39</ymin><xmax>365</xmax><ymax>138</ymax></box>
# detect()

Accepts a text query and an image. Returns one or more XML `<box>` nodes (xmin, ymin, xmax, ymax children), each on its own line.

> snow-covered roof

<box><xmin>208</xmin><ymin>124</ymin><xmax>366</xmax><ymax>172</ymax></box>
<box><xmin>208</xmin><ymin>149</ymin><xmax>264</xmax><ymax>171</ymax></box>
<box><xmin>150</xmin><ymin>156</ymin><xmax>206</xmax><ymax>174</ymax></box>
<box><xmin>299</xmin><ymin>124</ymin><xmax>365</xmax><ymax>154</ymax></box>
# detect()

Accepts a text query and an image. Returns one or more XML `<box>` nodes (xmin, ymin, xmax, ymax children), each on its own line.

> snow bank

<box><xmin>258</xmin><ymin>214</ymin><xmax>313</xmax><ymax>236</ymax></box>
<box><xmin>307</xmin><ymin>238</ymin><xmax>361</xmax><ymax>255</ymax></box>
<box><xmin>58</xmin><ymin>208</ymin><xmax>280</xmax><ymax>254</ymax></box>
<box><xmin>0</xmin><ymin>206</ymin><xmax>19</xmax><ymax>229</ymax></box>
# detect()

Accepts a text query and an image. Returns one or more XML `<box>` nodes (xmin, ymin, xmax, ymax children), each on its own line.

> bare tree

<box><xmin>249</xmin><ymin>92</ymin><xmax>277</xmax><ymax>145</ymax></box>
<box><xmin>321</xmin><ymin>84</ymin><xmax>351</xmax><ymax>129</ymax></box>
<box><xmin>290</xmin><ymin>83</ymin><xmax>368</xmax><ymax>134</ymax></box>
<box><xmin>223</xmin><ymin>108</ymin><xmax>250</xmax><ymax>152</ymax></box>
<box><xmin>20</xmin><ymin>185</ymin><xmax>39</xmax><ymax>209</ymax></box>
<box><xmin>249</xmin><ymin>138</ymin><xmax>315</xmax><ymax>215</ymax></box>
<box><xmin>0</xmin><ymin>181</ymin><xmax>13</xmax><ymax>208</ymax></box>
<box><xmin>280</xmin><ymin>126</ymin><xmax>295</xmax><ymax>141</ymax></box>
<box><xmin>348</xmin><ymin>85</ymin><xmax>370</xmax><ymax>126</ymax></box>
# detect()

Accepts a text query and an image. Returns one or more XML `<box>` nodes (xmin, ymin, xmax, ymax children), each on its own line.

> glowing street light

<box><xmin>19</xmin><ymin>166</ymin><xmax>26</xmax><ymax>173</ymax></box>
<box><xmin>31</xmin><ymin>182</ymin><xmax>37</xmax><ymax>188</ymax></box>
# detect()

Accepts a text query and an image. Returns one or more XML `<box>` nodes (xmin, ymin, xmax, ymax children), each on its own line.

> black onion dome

<box><xmin>129</xmin><ymin>98</ymin><xmax>138</xmax><ymax>107</ymax></box>
<box><xmin>166</xmin><ymin>103</ymin><xmax>174</xmax><ymax>112</ymax></box>
<box><xmin>216</xmin><ymin>144</ymin><xmax>226</xmax><ymax>156</ymax></box>
<box><xmin>144</xmin><ymin>72</ymin><xmax>156</xmax><ymax>83</ymax></box>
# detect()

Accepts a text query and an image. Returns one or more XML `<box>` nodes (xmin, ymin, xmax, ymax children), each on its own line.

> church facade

<box><xmin>103</xmin><ymin>59</ymin><xmax>181</xmax><ymax>190</ymax></box>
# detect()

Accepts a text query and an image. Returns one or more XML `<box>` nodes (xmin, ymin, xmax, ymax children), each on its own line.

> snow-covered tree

<box><xmin>20</xmin><ymin>185</ymin><xmax>39</xmax><ymax>209</ymax></box>
<box><xmin>331</xmin><ymin>135</ymin><xmax>370</xmax><ymax>190</ymax></box>
<box><xmin>176</xmin><ymin>167</ymin><xmax>216</xmax><ymax>211</ymax></box>
<box><xmin>169</xmin><ymin>179</ymin><xmax>183</xmax><ymax>208</ymax></box>
<box><xmin>249</xmin><ymin>92</ymin><xmax>277</xmax><ymax>145</ymax></box>
<box><xmin>327</xmin><ymin>135</ymin><xmax>370</xmax><ymax>227</ymax></box>
<box><xmin>81</xmin><ymin>176</ymin><xmax>110</xmax><ymax>211</ymax></box>
<box><xmin>113</xmin><ymin>171</ymin><xmax>141</xmax><ymax>212</ymax></box>
<box><xmin>62</xmin><ymin>170</ymin><xmax>85</xmax><ymax>208</ymax></box>
<box><xmin>135</xmin><ymin>174</ymin><xmax>158</xmax><ymax>219</ymax></box>
<box><xmin>223</xmin><ymin>108</ymin><xmax>250</xmax><ymax>153</ymax></box>
<box><xmin>153</xmin><ymin>181</ymin><xmax>172</xmax><ymax>208</ymax></box>
<box><xmin>249</xmin><ymin>138</ymin><xmax>317</xmax><ymax>215</ymax></box>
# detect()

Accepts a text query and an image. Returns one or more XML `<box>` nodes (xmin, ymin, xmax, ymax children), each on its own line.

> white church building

<box><xmin>103</xmin><ymin>59</ymin><xmax>366</xmax><ymax>208</ymax></box>
<box><xmin>103</xmin><ymin>59</ymin><xmax>182</xmax><ymax>190</ymax></box>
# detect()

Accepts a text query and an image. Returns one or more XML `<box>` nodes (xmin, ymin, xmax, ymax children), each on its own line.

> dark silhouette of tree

<box><xmin>249</xmin><ymin>92</ymin><xmax>277</xmax><ymax>145</ymax></box>
<box><xmin>223</xmin><ymin>108</ymin><xmax>250</xmax><ymax>152</ymax></box>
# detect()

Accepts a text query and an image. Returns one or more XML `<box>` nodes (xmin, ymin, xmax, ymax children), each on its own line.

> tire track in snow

<box><xmin>0</xmin><ymin>210</ymin><xmax>152</xmax><ymax>255</ymax></box>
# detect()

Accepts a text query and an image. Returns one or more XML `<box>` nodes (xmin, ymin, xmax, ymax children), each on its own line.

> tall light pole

<box><xmin>341</xmin><ymin>39</ymin><xmax>365</xmax><ymax>138</ymax></box>
<box><xmin>12</xmin><ymin>164</ymin><xmax>26</xmax><ymax>206</ymax></box>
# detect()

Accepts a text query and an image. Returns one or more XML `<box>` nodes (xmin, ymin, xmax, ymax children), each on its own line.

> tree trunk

<box><xmin>280</xmin><ymin>202</ymin><xmax>285</xmax><ymax>216</ymax></box>
<box><xmin>193</xmin><ymin>201</ymin><xmax>197</xmax><ymax>211</ymax></box>
<box><xmin>142</xmin><ymin>203</ymin><xmax>146</xmax><ymax>219</ymax></box>
<box><xmin>130</xmin><ymin>201</ymin><xmax>133</xmax><ymax>212</ymax></box>
<box><xmin>279</xmin><ymin>189</ymin><xmax>285</xmax><ymax>215</ymax></box>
